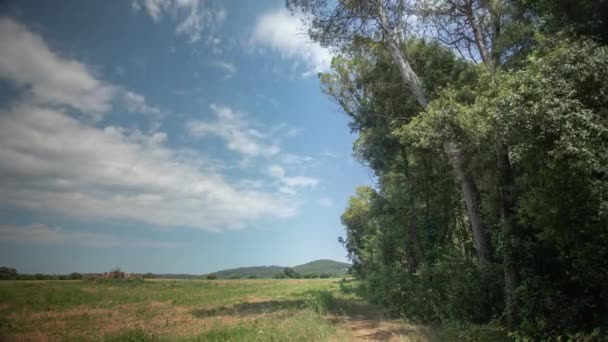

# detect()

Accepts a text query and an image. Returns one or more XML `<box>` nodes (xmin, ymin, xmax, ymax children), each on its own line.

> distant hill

<box><xmin>210</xmin><ymin>265</ymin><xmax>284</xmax><ymax>279</ymax></box>
<box><xmin>209</xmin><ymin>260</ymin><xmax>351</xmax><ymax>279</ymax></box>
<box><xmin>294</xmin><ymin>259</ymin><xmax>350</xmax><ymax>276</ymax></box>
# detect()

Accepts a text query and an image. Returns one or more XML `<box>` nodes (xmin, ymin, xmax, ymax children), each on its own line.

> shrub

<box><xmin>364</xmin><ymin>252</ymin><xmax>503</xmax><ymax>323</ymax></box>
<box><xmin>206</xmin><ymin>274</ymin><xmax>217</xmax><ymax>280</ymax></box>
<box><xmin>282</xmin><ymin>267</ymin><xmax>301</xmax><ymax>279</ymax></box>
<box><xmin>0</xmin><ymin>267</ymin><xmax>17</xmax><ymax>280</ymax></box>
<box><xmin>69</xmin><ymin>272</ymin><xmax>82</xmax><ymax>280</ymax></box>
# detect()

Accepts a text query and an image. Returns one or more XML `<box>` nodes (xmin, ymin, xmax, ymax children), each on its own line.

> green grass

<box><xmin>0</xmin><ymin>279</ymin><xmax>357</xmax><ymax>341</ymax></box>
<box><xmin>104</xmin><ymin>311</ymin><xmax>343</xmax><ymax>342</ymax></box>
<box><xmin>0</xmin><ymin>278</ymin><xmax>509</xmax><ymax>341</ymax></box>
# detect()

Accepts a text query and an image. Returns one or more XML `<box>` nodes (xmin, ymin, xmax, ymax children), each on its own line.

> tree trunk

<box><xmin>407</xmin><ymin>190</ymin><xmax>424</xmax><ymax>273</ymax></box>
<box><xmin>444</xmin><ymin>141</ymin><xmax>493</xmax><ymax>266</ymax></box>
<box><xmin>385</xmin><ymin>37</ymin><xmax>429</xmax><ymax>108</ymax></box>
<box><xmin>496</xmin><ymin>145</ymin><xmax>520</xmax><ymax>326</ymax></box>
<box><xmin>377</xmin><ymin>7</ymin><xmax>493</xmax><ymax>266</ymax></box>
<box><xmin>461</xmin><ymin>3</ymin><xmax>520</xmax><ymax>324</ymax></box>
<box><xmin>402</xmin><ymin>148</ymin><xmax>423</xmax><ymax>273</ymax></box>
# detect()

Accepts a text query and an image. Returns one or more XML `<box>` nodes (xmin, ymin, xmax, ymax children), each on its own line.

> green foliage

<box><xmin>330</xmin><ymin>24</ymin><xmax>608</xmax><ymax>340</ymax></box>
<box><xmin>282</xmin><ymin>267</ymin><xmax>301</xmax><ymax>279</ymax></box>
<box><xmin>293</xmin><ymin>259</ymin><xmax>350</xmax><ymax>276</ymax></box>
<box><xmin>68</xmin><ymin>272</ymin><xmax>83</xmax><ymax>280</ymax></box>
<box><xmin>381</xmin><ymin>255</ymin><xmax>503</xmax><ymax>323</ymax></box>
<box><xmin>208</xmin><ymin>260</ymin><xmax>349</xmax><ymax>279</ymax></box>
<box><xmin>210</xmin><ymin>266</ymin><xmax>284</xmax><ymax>279</ymax></box>
<box><xmin>0</xmin><ymin>267</ymin><xmax>17</xmax><ymax>280</ymax></box>
<box><xmin>519</xmin><ymin>0</ymin><xmax>608</xmax><ymax>44</ymax></box>
<box><xmin>437</xmin><ymin>321</ymin><xmax>509</xmax><ymax>342</ymax></box>
<box><xmin>206</xmin><ymin>274</ymin><xmax>217</xmax><ymax>280</ymax></box>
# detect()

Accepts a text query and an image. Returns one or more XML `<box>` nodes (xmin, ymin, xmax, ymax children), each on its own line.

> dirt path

<box><xmin>329</xmin><ymin>303</ymin><xmax>433</xmax><ymax>341</ymax></box>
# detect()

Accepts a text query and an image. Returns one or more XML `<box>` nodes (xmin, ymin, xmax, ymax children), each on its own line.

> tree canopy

<box><xmin>289</xmin><ymin>0</ymin><xmax>608</xmax><ymax>338</ymax></box>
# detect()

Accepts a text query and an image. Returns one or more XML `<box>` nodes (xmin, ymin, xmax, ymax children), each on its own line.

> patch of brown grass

<box><xmin>244</xmin><ymin>295</ymin><xmax>272</xmax><ymax>303</ymax></box>
<box><xmin>80</xmin><ymin>287</ymin><xmax>97</xmax><ymax>294</ymax></box>
<box><xmin>8</xmin><ymin>332</ymin><xmax>52</xmax><ymax>342</ymax></box>
<box><xmin>5</xmin><ymin>299</ymin><xmax>296</xmax><ymax>341</ymax></box>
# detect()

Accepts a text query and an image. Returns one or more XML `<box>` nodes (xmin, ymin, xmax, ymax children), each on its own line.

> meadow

<box><xmin>0</xmin><ymin>278</ymin><xmax>434</xmax><ymax>341</ymax></box>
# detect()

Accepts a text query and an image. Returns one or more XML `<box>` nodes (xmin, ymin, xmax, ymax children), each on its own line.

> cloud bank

<box><xmin>0</xmin><ymin>224</ymin><xmax>176</xmax><ymax>248</ymax></box>
<box><xmin>0</xmin><ymin>17</ymin><xmax>302</xmax><ymax>232</ymax></box>
<box><xmin>251</xmin><ymin>9</ymin><xmax>333</xmax><ymax>77</ymax></box>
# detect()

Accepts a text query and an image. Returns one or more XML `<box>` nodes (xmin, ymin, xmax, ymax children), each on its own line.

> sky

<box><xmin>0</xmin><ymin>0</ymin><xmax>372</xmax><ymax>274</ymax></box>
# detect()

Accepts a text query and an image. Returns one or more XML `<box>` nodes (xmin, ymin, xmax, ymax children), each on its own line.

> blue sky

<box><xmin>0</xmin><ymin>0</ymin><xmax>371</xmax><ymax>274</ymax></box>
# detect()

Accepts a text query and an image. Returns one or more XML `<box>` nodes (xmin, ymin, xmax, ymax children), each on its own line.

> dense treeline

<box><xmin>273</xmin><ymin>267</ymin><xmax>338</xmax><ymax>279</ymax></box>
<box><xmin>0</xmin><ymin>267</ymin><xmax>83</xmax><ymax>280</ymax></box>
<box><xmin>288</xmin><ymin>0</ymin><xmax>608</xmax><ymax>339</ymax></box>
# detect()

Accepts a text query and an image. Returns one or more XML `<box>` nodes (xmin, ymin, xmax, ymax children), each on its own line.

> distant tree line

<box><xmin>0</xmin><ymin>267</ymin><xmax>83</xmax><ymax>280</ymax></box>
<box><xmin>273</xmin><ymin>267</ymin><xmax>336</xmax><ymax>279</ymax></box>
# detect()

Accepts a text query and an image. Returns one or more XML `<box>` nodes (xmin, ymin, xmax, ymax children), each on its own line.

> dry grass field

<box><xmin>0</xmin><ymin>278</ymin><xmax>435</xmax><ymax>341</ymax></box>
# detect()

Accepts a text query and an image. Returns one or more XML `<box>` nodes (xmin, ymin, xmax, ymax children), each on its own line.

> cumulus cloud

<box><xmin>251</xmin><ymin>9</ymin><xmax>333</xmax><ymax>77</ymax></box>
<box><xmin>0</xmin><ymin>105</ymin><xmax>296</xmax><ymax>230</ymax></box>
<box><xmin>0</xmin><ymin>223</ymin><xmax>176</xmax><ymax>248</ymax></box>
<box><xmin>280</xmin><ymin>153</ymin><xmax>314</xmax><ymax>165</ymax></box>
<box><xmin>0</xmin><ymin>17</ymin><xmax>314</xmax><ymax>232</ymax></box>
<box><xmin>187</xmin><ymin>104</ymin><xmax>280</xmax><ymax>158</ymax></box>
<box><xmin>0</xmin><ymin>17</ymin><xmax>115</xmax><ymax>120</ymax></box>
<box><xmin>0</xmin><ymin>17</ymin><xmax>162</xmax><ymax>122</ymax></box>
<box><xmin>267</xmin><ymin>165</ymin><xmax>319</xmax><ymax>195</ymax></box>
<box><xmin>122</xmin><ymin>91</ymin><xmax>163</xmax><ymax>117</ymax></box>
<box><xmin>212</xmin><ymin>61</ymin><xmax>237</xmax><ymax>78</ymax></box>
<box><xmin>132</xmin><ymin>0</ymin><xmax>226</xmax><ymax>43</ymax></box>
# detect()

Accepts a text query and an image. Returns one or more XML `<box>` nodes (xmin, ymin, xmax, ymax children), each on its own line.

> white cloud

<box><xmin>281</xmin><ymin>154</ymin><xmax>314</xmax><ymax>165</ymax></box>
<box><xmin>132</xmin><ymin>0</ymin><xmax>226</xmax><ymax>43</ymax></box>
<box><xmin>0</xmin><ymin>17</ymin><xmax>162</xmax><ymax>123</ymax></box>
<box><xmin>0</xmin><ymin>223</ymin><xmax>176</xmax><ymax>248</ymax></box>
<box><xmin>0</xmin><ymin>18</ymin><xmax>115</xmax><ymax>120</ymax></box>
<box><xmin>251</xmin><ymin>9</ymin><xmax>333</xmax><ymax>76</ymax></box>
<box><xmin>122</xmin><ymin>91</ymin><xmax>163</xmax><ymax>117</ymax></box>
<box><xmin>212</xmin><ymin>61</ymin><xmax>237</xmax><ymax>78</ymax></box>
<box><xmin>187</xmin><ymin>104</ymin><xmax>280</xmax><ymax>158</ymax></box>
<box><xmin>0</xmin><ymin>105</ymin><xmax>296</xmax><ymax>231</ymax></box>
<box><xmin>0</xmin><ymin>17</ymin><xmax>315</xmax><ymax>233</ymax></box>
<box><xmin>267</xmin><ymin>165</ymin><xmax>319</xmax><ymax>195</ymax></box>
<box><xmin>318</xmin><ymin>197</ymin><xmax>333</xmax><ymax>207</ymax></box>
<box><xmin>285</xmin><ymin>127</ymin><xmax>300</xmax><ymax>137</ymax></box>
<box><xmin>268</xmin><ymin>165</ymin><xmax>286</xmax><ymax>178</ymax></box>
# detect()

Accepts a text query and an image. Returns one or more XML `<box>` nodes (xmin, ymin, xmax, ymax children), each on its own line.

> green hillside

<box><xmin>294</xmin><ymin>259</ymin><xmax>350</xmax><ymax>276</ymax></box>
<box><xmin>210</xmin><ymin>265</ymin><xmax>284</xmax><ymax>279</ymax></box>
<box><xmin>208</xmin><ymin>260</ymin><xmax>350</xmax><ymax>279</ymax></box>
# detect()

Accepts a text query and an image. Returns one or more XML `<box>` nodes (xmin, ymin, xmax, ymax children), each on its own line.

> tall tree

<box><xmin>415</xmin><ymin>0</ymin><xmax>526</xmax><ymax>324</ymax></box>
<box><xmin>288</xmin><ymin>0</ymin><xmax>494</xmax><ymax>268</ymax></box>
